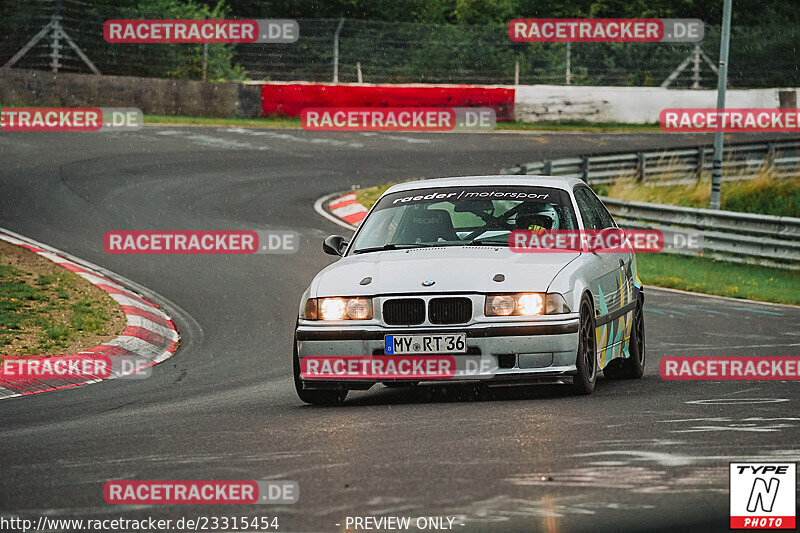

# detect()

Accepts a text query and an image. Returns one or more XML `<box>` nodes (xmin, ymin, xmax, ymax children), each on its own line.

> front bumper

<box><xmin>296</xmin><ymin>316</ymin><xmax>580</xmax><ymax>388</ymax></box>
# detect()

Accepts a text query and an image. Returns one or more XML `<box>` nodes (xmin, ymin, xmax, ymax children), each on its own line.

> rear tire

<box><xmin>603</xmin><ymin>297</ymin><xmax>645</xmax><ymax>380</ymax></box>
<box><xmin>293</xmin><ymin>334</ymin><xmax>347</xmax><ymax>406</ymax></box>
<box><xmin>570</xmin><ymin>295</ymin><xmax>597</xmax><ymax>395</ymax></box>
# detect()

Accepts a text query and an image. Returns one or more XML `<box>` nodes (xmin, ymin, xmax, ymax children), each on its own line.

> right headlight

<box><xmin>484</xmin><ymin>293</ymin><xmax>571</xmax><ymax>316</ymax></box>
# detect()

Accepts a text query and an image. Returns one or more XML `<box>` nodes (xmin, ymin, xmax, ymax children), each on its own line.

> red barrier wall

<box><xmin>260</xmin><ymin>83</ymin><xmax>515</xmax><ymax>121</ymax></box>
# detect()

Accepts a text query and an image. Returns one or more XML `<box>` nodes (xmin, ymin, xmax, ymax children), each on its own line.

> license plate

<box><xmin>384</xmin><ymin>334</ymin><xmax>466</xmax><ymax>355</ymax></box>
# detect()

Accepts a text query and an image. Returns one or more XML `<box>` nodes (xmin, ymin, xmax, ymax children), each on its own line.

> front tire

<box><xmin>293</xmin><ymin>334</ymin><xmax>347</xmax><ymax>406</ymax></box>
<box><xmin>570</xmin><ymin>295</ymin><xmax>598</xmax><ymax>395</ymax></box>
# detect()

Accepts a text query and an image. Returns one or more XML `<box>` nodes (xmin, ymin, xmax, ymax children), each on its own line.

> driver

<box><xmin>515</xmin><ymin>212</ymin><xmax>553</xmax><ymax>233</ymax></box>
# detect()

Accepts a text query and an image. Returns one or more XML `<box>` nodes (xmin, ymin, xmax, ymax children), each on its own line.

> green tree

<box><xmin>115</xmin><ymin>0</ymin><xmax>246</xmax><ymax>80</ymax></box>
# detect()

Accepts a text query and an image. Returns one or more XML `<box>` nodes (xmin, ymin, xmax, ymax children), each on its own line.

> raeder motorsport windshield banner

<box><xmin>376</xmin><ymin>186</ymin><xmax>563</xmax><ymax>209</ymax></box>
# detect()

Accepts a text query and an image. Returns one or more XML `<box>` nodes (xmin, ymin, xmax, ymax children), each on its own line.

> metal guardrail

<box><xmin>506</xmin><ymin>139</ymin><xmax>800</xmax><ymax>185</ymax></box>
<box><xmin>602</xmin><ymin>197</ymin><xmax>800</xmax><ymax>239</ymax></box>
<box><xmin>504</xmin><ymin>138</ymin><xmax>800</xmax><ymax>268</ymax></box>
<box><xmin>601</xmin><ymin>197</ymin><xmax>800</xmax><ymax>269</ymax></box>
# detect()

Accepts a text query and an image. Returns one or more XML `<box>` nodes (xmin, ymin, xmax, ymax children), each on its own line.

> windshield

<box><xmin>350</xmin><ymin>185</ymin><xmax>577</xmax><ymax>253</ymax></box>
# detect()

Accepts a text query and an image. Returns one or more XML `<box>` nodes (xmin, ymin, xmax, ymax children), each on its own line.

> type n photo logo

<box><xmin>730</xmin><ymin>463</ymin><xmax>796</xmax><ymax>529</ymax></box>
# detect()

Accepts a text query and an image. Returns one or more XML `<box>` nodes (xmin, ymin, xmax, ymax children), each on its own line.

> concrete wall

<box><xmin>513</xmin><ymin>85</ymin><xmax>799</xmax><ymax>123</ymax></box>
<box><xmin>2</xmin><ymin>68</ymin><xmax>796</xmax><ymax>124</ymax></box>
<box><xmin>0</xmin><ymin>68</ymin><xmax>262</xmax><ymax>118</ymax></box>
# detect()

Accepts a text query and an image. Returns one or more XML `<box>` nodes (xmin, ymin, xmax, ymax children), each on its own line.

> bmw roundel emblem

<box><xmin>421</xmin><ymin>280</ymin><xmax>435</xmax><ymax>287</ymax></box>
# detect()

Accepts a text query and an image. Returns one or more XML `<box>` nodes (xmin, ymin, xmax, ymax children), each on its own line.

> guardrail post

<box><xmin>765</xmin><ymin>143</ymin><xmax>776</xmax><ymax>170</ymax></box>
<box><xmin>636</xmin><ymin>152</ymin><xmax>646</xmax><ymax>183</ymax></box>
<box><xmin>333</xmin><ymin>18</ymin><xmax>345</xmax><ymax>83</ymax></box>
<box><xmin>543</xmin><ymin>160</ymin><xmax>552</xmax><ymax>176</ymax></box>
<box><xmin>518</xmin><ymin>164</ymin><xmax>528</xmax><ymax>175</ymax></box>
<box><xmin>581</xmin><ymin>156</ymin><xmax>589</xmax><ymax>182</ymax></box>
<box><xmin>696</xmin><ymin>147</ymin><xmax>705</xmax><ymax>180</ymax></box>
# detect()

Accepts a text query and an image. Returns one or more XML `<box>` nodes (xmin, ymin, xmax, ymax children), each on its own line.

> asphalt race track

<box><xmin>1</xmin><ymin>127</ymin><xmax>799</xmax><ymax>532</ymax></box>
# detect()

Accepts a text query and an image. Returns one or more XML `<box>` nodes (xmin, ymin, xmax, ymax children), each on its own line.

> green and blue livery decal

<box><xmin>632</xmin><ymin>255</ymin><xmax>643</xmax><ymax>291</ymax></box>
<box><xmin>596</xmin><ymin>264</ymin><xmax>637</xmax><ymax>369</ymax></box>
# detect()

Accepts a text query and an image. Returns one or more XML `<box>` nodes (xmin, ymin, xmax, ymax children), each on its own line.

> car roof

<box><xmin>382</xmin><ymin>175</ymin><xmax>585</xmax><ymax>195</ymax></box>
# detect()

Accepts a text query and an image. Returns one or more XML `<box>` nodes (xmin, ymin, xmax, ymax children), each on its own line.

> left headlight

<box><xmin>485</xmin><ymin>293</ymin><xmax>570</xmax><ymax>316</ymax></box>
<box><xmin>303</xmin><ymin>297</ymin><xmax>373</xmax><ymax>320</ymax></box>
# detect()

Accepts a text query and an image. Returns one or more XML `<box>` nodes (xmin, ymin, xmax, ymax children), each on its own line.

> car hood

<box><xmin>313</xmin><ymin>247</ymin><xmax>580</xmax><ymax>296</ymax></box>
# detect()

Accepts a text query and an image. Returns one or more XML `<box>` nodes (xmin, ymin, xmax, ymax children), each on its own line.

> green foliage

<box><xmin>0</xmin><ymin>245</ymin><xmax>119</xmax><ymax>355</ymax></box>
<box><xmin>0</xmin><ymin>264</ymin><xmax>18</xmax><ymax>279</ymax></box>
<box><xmin>604</xmin><ymin>174</ymin><xmax>800</xmax><ymax>218</ymax></box>
<box><xmin>115</xmin><ymin>0</ymin><xmax>246</xmax><ymax>80</ymax></box>
<box><xmin>218</xmin><ymin>0</ymin><xmax>799</xmax><ymax>26</ymax></box>
<box><xmin>70</xmin><ymin>300</ymin><xmax>110</xmax><ymax>333</ymax></box>
<box><xmin>722</xmin><ymin>177</ymin><xmax>800</xmax><ymax>218</ymax></box>
<box><xmin>44</xmin><ymin>323</ymin><xmax>73</xmax><ymax>341</ymax></box>
<box><xmin>2</xmin><ymin>0</ymin><xmax>797</xmax><ymax>85</ymax></box>
<box><xmin>36</xmin><ymin>274</ymin><xmax>59</xmax><ymax>286</ymax></box>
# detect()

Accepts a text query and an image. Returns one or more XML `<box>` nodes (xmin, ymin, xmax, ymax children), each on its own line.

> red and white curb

<box><xmin>314</xmin><ymin>192</ymin><xmax>369</xmax><ymax>230</ymax></box>
<box><xmin>328</xmin><ymin>193</ymin><xmax>368</xmax><ymax>226</ymax></box>
<box><xmin>0</xmin><ymin>229</ymin><xmax>179</xmax><ymax>400</ymax></box>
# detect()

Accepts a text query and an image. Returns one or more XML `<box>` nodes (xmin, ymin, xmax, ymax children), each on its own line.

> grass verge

<box><xmin>350</xmin><ymin>182</ymin><xmax>799</xmax><ymax>306</ymax></box>
<box><xmin>497</xmin><ymin>120</ymin><xmax>661</xmax><ymax>132</ymax></box>
<box><xmin>0</xmin><ymin>240</ymin><xmax>126</xmax><ymax>355</ymax></box>
<box><xmin>1</xmin><ymin>104</ymin><xmax>662</xmax><ymax>132</ymax></box>
<box><xmin>636</xmin><ymin>253</ymin><xmax>800</xmax><ymax>306</ymax></box>
<box><xmin>142</xmin><ymin>114</ymin><xmax>659</xmax><ymax>132</ymax></box>
<box><xmin>143</xmin><ymin>114</ymin><xmax>302</xmax><ymax>128</ymax></box>
<box><xmin>597</xmin><ymin>168</ymin><xmax>800</xmax><ymax>218</ymax></box>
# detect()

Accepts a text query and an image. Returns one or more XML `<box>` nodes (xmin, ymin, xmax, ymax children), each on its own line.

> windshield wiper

<box><xmin>464</xmin><ymin>238</ymin><xmax>509</xmax><ymax>246</ymax></box>
<box><xmin>351</xmin><ymin>243</ymin><xmax>434</xmax><ymax>254</ymax></box>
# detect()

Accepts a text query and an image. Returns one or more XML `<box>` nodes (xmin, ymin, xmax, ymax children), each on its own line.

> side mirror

<box><xmin>322</xmin><ymin>235</ymin><xmax>347</xmax><ymax>256</ymax></box>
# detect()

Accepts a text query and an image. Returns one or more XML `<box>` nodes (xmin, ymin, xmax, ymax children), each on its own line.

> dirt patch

<box><xmin>0</xmin><ymin>239</ymin><xmax>126</xmax><ymax>356</ymax></box>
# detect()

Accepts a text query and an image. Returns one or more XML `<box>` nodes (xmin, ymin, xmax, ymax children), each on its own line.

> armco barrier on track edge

<box><xmin>0</xmin><ymin>229</ymin><xmax>180</xmax><ymax>400</ymax></box>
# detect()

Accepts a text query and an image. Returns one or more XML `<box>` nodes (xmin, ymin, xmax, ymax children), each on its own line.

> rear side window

<box><xmin>574</xmin><ymin>187</ymin><xmax>615</xmax><ymax>229</ymax></box>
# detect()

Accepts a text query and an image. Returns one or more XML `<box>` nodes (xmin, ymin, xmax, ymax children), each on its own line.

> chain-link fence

<box><xmin>0</xmin><ymin>0</ymin><xmax>245</xmax><ymax>81</ymax></box>
<box><xmin>2</xmin><ymin>0</ymin><xmax>798</xmax><ymax>88</ymax></box>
